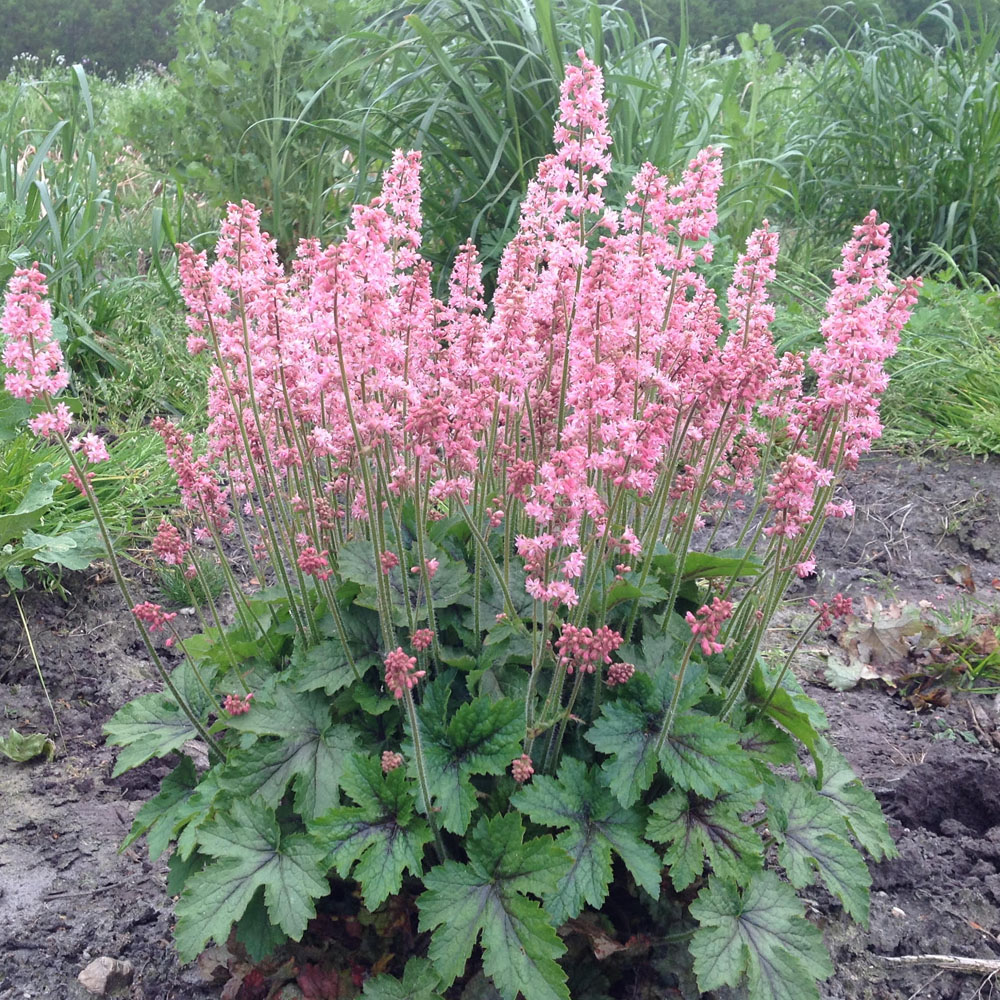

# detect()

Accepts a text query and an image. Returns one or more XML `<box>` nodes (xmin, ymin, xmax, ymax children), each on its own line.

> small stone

<box><xmin>890</xmin><ymin>906</ymin><xmax>906</xmax><ymax>919</ymax></box>
<box><xmin>77</xmin><ymin>957</ymin><xmax>134</xmax><ymax>995</ymax></box>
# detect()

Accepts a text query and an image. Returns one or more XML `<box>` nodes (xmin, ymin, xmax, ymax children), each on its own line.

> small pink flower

<box><xmin>380</xmin><ymin>550</ymin><xmax>400</xmax><ymax>575</ymax></box>
<box><xmin>381</xmin><ymin>750</ymin><xmax>404</xmax><ymax>774</ymax></box>
<box><xmin>686</xmin><ymin>597</ymin><xmax>734</xmax><ymax>656</ymax></box>
<box><xmin>153</xmin><ymin>521</ymin><xmax>191</xmax><ymax>567</ymax></box>
<box><xmin>411</xmin><ymin>558</ymin><xmax>440</xmax><ymax>579</ymax></box>
<box><xmin>511</xmin><ymin>754</ymin><xmax>534</xmax><ymax>784</ymax></box>
<box><xmin>809</xmin><ymin>593</ymin><xmax>853</xmax><ymax>630</ymax></box>
<box><xmin>411</xmin><ymin>628</ymin><xmax>434</xmax><ymax>651</ymax></box>
<box><xmin>222</xmin><ymin>692</ymin><xmax>254</xmax><ymax>716</ymax></box>
<box><xmin>28</xmin><ymin>403</ymin><xmax>72</xmax><ymax>439</ymax></box>
<box><xmin>62</xmin><ymin>467</ymin><xmax>94</xmax><ymax>494</ymax></box>
<box><xmin>2</xmin><ymin>264</ymin><xmax>70</xmax><ymax>404</ymax></box>
<box><xmin>73</xmin><ymin>433</ymin><xmax>110</xmax><ymax>464</ymax></box>
<box><xmin>131</xmin><ymin>602</ymin><xmax>178</xmax><ymax>634</ymax></box>
<box><xmin>606</xmin><ymin>662</ymin><xmax>635</xmax><ymax>686</ymax></box>
<box><xmin>383</xmin><ymin>647</ymin><xmax>426</xmax><ymax>699</ymax></box>
<box><xmin>794</xmin><ymin>557</ymin><xmax>817</xmax><ymax>578</ymax></box>
<box><xmin>297</xmin><ymin>545</ymin><xmax>332</xmax><ymax>581</ymax></box>
<box><xmin>555</xmin><ymin>623</ymin><xmax>623</xmax><ymax>675</ymax></box>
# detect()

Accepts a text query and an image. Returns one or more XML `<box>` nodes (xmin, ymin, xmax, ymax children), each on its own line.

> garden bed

<box><xmin>3</xmin><ymin>448</ymin><xmax>1000</xmax><ymax>1000</ymax></box>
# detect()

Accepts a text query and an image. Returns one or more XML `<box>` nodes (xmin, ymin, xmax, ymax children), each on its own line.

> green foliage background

<box><xmin>0</xmin><ymin>0</ymin><xmax>232</xmax><ymax>76</ymax></box>
<box><xmin>2</xmin><ymin>0</ymin><xmax>1000</xmax><ymax>76</ymax></box>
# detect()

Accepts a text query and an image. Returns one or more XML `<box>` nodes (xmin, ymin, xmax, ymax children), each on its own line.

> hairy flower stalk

<box><xmin>1</xmin><ymin>265</ymin><xmax>223</xmax><ymax>762</ymax></box>
<box><xmin>4</xmin><ymin>54</ymin><xmax>918</xmax><ymax>790</ymax></box>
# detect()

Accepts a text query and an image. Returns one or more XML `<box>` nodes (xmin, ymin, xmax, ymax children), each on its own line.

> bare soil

<box><xmin>3</xmin><ymin>449</ymin><xmax>1000</xmax><ymax>1000</ymax></box>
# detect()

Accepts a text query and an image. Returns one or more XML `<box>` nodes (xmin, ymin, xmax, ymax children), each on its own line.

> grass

<box><xmin>880</xmin><ymin>273</ymin><xmax>1000</xmax><ymax>453</ymax></box>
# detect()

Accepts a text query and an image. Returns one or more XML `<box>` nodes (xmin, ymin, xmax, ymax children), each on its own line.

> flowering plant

<box><xmin>3</xmin><ymin>53</ymin><xmax>918</xmax><ymax>1000</ymax></box>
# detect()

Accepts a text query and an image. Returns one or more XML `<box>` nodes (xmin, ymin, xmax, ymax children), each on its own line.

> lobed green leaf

<box><xmin>309</xmin><ymin>755</ymin><xmax>431</xmax><ymax>909</ymax></box>
<box><xmin>690</xmin><ymin>871</ymin><xmax>833</xmax><ymax>1000</ymax></box>
<box><xmin>766</xmin><ymin>780</ymin><xmax>872</xmax><ymax>924</ymax></box>
<box><xmin>418</xmin><ymin>813</ymin><xmax>572</xmax><ymax>1000</ymax></box>
<box><xmin>512</xmin><ymin>758</ymin><xmax>662</xmax><ymax>923</ymax></box>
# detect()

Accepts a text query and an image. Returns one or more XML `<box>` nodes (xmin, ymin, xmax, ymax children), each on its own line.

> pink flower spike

<box><xmin>685</xmin><ymin>597</ymin><xmax>734</xmax><ymax>657</ymax></box>
<box><xmin>63</xmin><ymin>467</ymin><xmax>94</xmax><ymax>494</ymax></box>
<box><xmin>383</xmin><ymin>647</ymin><xmax>426</xmax><ymax>699</ymax></box>
<box><xmin>297</xmin><ymin>545</ymin><xmax>332</xmax><ymax>581</ymax></box>
<box><xmin>380</xmin><ymin>550</ymin><xmax>400</xmax><ymax>575</ymax></box>
<box><xmin>2</xmin><ymin>264</ymin><xmax>69</xmax><ymax>403</ymax></box>
<box><xmin>28</xmin><ymin>402</ymin><xmax>72</xmax><ymax>439</ymax></box>
<box><xmin>153</xmin><ymin>521</ymin><xmax>191</xmax><ymax>567</ymax></box>
<box><xmin>381</xmin><ymin>750</ymin><xmax>404</xmax><ymax>774</ymax></box>
<box><xmin>74</xmin><ymin>433</ymin><xmax>110</xmax><ymax>464</ymax></box>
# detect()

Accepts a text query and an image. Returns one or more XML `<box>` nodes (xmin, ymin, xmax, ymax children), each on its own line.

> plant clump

<box><xmin>2</xmin><ymin>51</ymin><xmax>919</xmax><ymax>1000</ymax></box>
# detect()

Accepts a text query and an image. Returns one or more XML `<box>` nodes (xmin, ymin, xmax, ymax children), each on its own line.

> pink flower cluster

<box><xmin>131</xmin><ymin>602</ymin><xmax>178</xmax><ymax>634</ymax></box>
<box><xmin>809</xmin><ymin>593</ymin><xmax>853</xmax><ymax>630</ymax></box>
<box><xmin>686</xmin><ymin>597</ymin><xmax>734</xmax><ymax>656</ymax></box>
<box><xmin>555</xmin><ymin>623</ymin><xmax>623</xmax><ymax>675</ymax></box>
<box><xmin>606</xmin><ymin>661</ymin><xmax>635</xmax><ymax>686</ymax></box>
<box><xmin>222</xmin><ymin>692</ymin><xmax>254</xmax><ymax>716</ymax></box>
<box><xmin>152</xmin><ymin>521</ymin><xmax>191</xmax><ymax>567</ymax></box>
<box><xmin>411</xmin><ymin>628</ymin><xmax>434</xmax><ymax>652</ymax></box>
<box><xmin>381</xmin><ymin>750</ymin><xmax>404</xmax><ymax>774</ymax></box>
<box><xmin>383</xmin><ymin>647</ymin><xmax>426</xmax><ymax>699</ymax></box>
<box><xmin>146</xmin><ymin>51</ymin><xmax>916</xmax><ymax>631</ymax></box>
<box><xmin>511</xmin><ymin>754</ymin><xmax>534</xmax><ymax>784</ymax></box>
<box><xmin>2</xmin><ymin>264</ymin><xmax>69</xmax><ymax>407</ymax></box>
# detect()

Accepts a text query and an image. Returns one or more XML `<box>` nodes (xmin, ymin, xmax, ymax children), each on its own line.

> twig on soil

<box><xmin>881</xmin><ymin>954</ymin><xmax>1000</xmax><ymax>976</ymax></box>
<box><xmin>43</xmin><ymin>877</ymin><xmax>152</xmax><ymax>901</ymax></box>
<box><xmin>905</xmin><ymin>968</ymin><xmax>942</xmax><ymax>1000</ymax></box>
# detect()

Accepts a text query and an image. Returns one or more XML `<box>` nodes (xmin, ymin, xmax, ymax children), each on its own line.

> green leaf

<box><xmin>740</xmin><ymin>717</ymin><xmax>797</xmax><ymax>767</ymax></box>
<box><xmin>586</xmin><ymin>691</ymin><xmax>660</xmax><ymax>808</ymax></box>
<box><xmin>418</xmin><ymin>814</ymin><xmax>571</xmax><ymax>1000</ymax></box>
<box><xmin>467</xmin><ymin>562</ymin><xmax>534</xmax><ymax>631</ymax></box>
<box><xmin>747</xmin><ymin>662</ymin><xmax>827</xmax><ymax>756</ymax></box>
<box><xmin>0</xmin><ymin>727</ymin><xmax>55</xmax><ymax>762</ymax></box>
<box><xmin>646</xmin><ymin>789</ymin><xmax>763</xmax><ymax>891</ymax></box>
<box><xmin>689</xmin><ymin>872</ymin><xmax>833</xmax><ymax>1000</ymax></box>
<box><xmin>0</xmin><ymin>388</ymin><xmax>30</xmax><ymax>442</ymax></box>
<box><xmin>104</xmin><ymin>659</ymin><xmax>215</xmax><ymax>776</ymax></box>
<box><xmin>619</xmin><ymin>628</ymin><xmax>685</xmax><ymax>679</ymax></box>
<box><xmin>766</xmin><ymin>780</ymin><xmax>872</xmax><ymax>924</ymax></box>
<box><xmin>0</xmin><ymin>464</ymin><xmax>56</xmax><ymax>547</ymax></box>
<box><xmin>220</xmin><ymin>683</ymin><xmax>358</xmax><ymax>820</ymax></box>
<box><xmin>21</xmin><ymin>522</ymin><xmax>103</xmax><ymax>571</ymax></box>
<box><xmin>174</xmin><ymin>771</ymin><xmax>224</xmax><ymax>861</ymax></box>
<box><xmin>651</xmin><ymin>547</ymin><xmax>763</xmax><ymax>587</ymax></box>
<box><xmin>405</xmin><ymin>677</ymin><xmax>523</xmax><ymax>834</ymax></box>
<box><xmin>659</xmin><ymin>713</ymin><xmax>758</xmax><ymax>799</ymax></box>
<box><xmin>174</xmin><ymin>798</ymin><xmax>329</xmax><ymax>961</ymax></box>
<box><xmin>339</xmin><ymin>539</ymin><xmax>470</xmax><ymax>625</ymax></box>
<box><xmin>234</xmin><ymin>888</ymin><xmax>290</xmax><ymax>960</ymax></box>
<box><xmin>512</xmin><ymin>759</ymin><xmax>661</xmax><ymax>923</ymax></box>
<box><xmin>309</xmin><ymin>755</ymin><xmax>431</xmax><ymax>909</ymax></box>
<box><xmin>362</xmin><ymin>957</ymin><xmax>445</xmax><ymax>1000</ymax></box>
<box><xmin>814</xmin><ymin>739</ymin><xmax>896</xmax><ymax>862</ymax></box>
<box><xmin>288</xmin><ymin>636</ymin><xmax>367</xmax><ymax>696</ymax></box>
<box><xmin>122</xmin><ymin>755</ymin><xmax>199</xmax><ymax>860</ymax></box>
<box><xmin>587</xmin><ymin>665</ymin><xmax>751</xmax><ymax>807</ymax></box>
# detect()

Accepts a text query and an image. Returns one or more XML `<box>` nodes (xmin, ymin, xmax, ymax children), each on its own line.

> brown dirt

<box><xmin>2</xmin><ymin>449</ymin><xmax>1000</xmax><ymax>1000</ymax></box>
